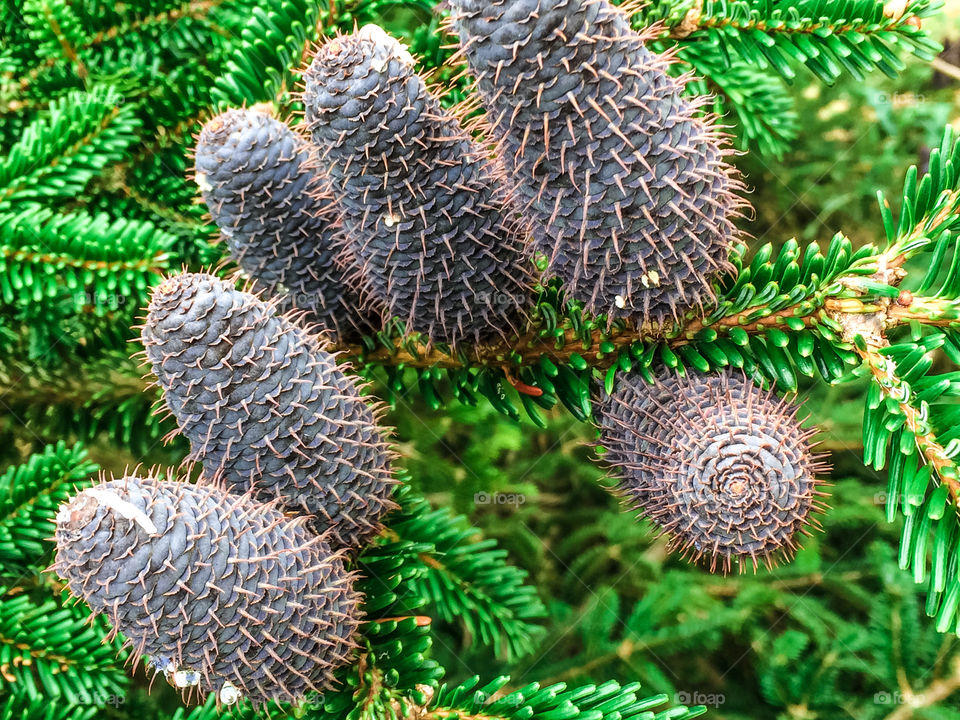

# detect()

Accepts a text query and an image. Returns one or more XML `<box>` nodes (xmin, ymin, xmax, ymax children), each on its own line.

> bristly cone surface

<box><xmin>448</xmin><ymin>0</ymin><xmax>747</xmax><ymax>329</ymax></box>
<box><xmin>53</xmin><ymin>474</ymin><xmax>361</xmax><ymax>705</ymax></box>
<box><xmin>140</xmin><ymin>272</ymin><xmax>397</xmax><ymax>551</ymax></box>
<box><xmin>597</xmin><ymin>369</ymin><xmax>830</xmax><ymax>572</ymax></box>
<box><xmin>194</xmin><ymin>108</ymin><xmax>374</xmax><ymax>341</ymax></box>
<box><xmin>302</xmin><ymin>25</ymin><xmax>531</xmax><ymax>349</ymax></box>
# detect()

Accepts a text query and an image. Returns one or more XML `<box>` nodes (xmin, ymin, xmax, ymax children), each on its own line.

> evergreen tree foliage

<box><xmin>2</xmin><ymin>0</ymin><xmax>960</xmax><ymax>717</ymax></box>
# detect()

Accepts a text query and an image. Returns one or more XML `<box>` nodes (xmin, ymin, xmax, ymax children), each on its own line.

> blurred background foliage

<box><xmin>2</xmin><ymin>0</ymin><xmax>960</xmax><ymax>717</ymax></box>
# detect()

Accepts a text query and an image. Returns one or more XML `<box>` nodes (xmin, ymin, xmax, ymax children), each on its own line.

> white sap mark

<box><xmin>359</xmin><ymin>24</ymin><xmax>415</xmax><ymax>69</ymax></box>
<box><xmin>219</xmin><ymin>681</ymin><xmax>242</xmax><ymax>705</ymax></box>
<box><xmin>172</xmin><ymin>668</ymin><xmax>201</xmax><ymax>688</ymax></box>
<box><xmin>614</xmin><ymin>295</ymin><xmax>626</xmax><ymax>309</ymax></box>
<box><xmin>147</xmin><ymin>656</ymin><xmax>174</xmax><ymax>673</ymax></box>
<box><xmin>86</xmin><ymin>488</ymin><xmax>158</xmax><ymax>535</ymax></box>
<box><xmin>195</xmin><ymin>172</ymin><xmax>212</xmax><ymax>193</ymax></box>
<box><xmin>383</xmin><ymin>213</ymin><xmax>399</xmax><ymax>228</ymax></box>
<box><xmin>639</xmin><ymin>271</ymin><xmax>661</xmax><ymax>288</ymax></box>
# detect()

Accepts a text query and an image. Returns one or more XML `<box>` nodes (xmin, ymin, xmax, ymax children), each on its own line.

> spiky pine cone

<box><xmin>194</xmin><ymin>107</ymin><xmax>374</xmax><ymax>340</ymax></box>
<box><xmin>141</xmin><ymin>272</ymin><xmax>397</xmax><ymax>551</ymax></box>
<box><xmin>53</xmin><ymin>474</ymin><xmax>361</xmax><ymax>705</ymax></box>
<box><xmin>447</xmin><ymin>0</ymin><xmax>746</xmax><ymax>328</ymax></box>
<box><xmin>302</xmin><ymin>25</ymin><xmax>531</xmax><ymax>348</ymax></box>
<box><xmin>597</xmin><ymin>369</ymin><xmax>829</xmax><ymax>572</ymax></box>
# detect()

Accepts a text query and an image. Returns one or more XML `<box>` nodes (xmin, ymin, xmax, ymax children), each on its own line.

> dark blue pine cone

<box><xmin>140</xmin><ymin>272</ymin><xmax>397</xmax><ymax>551</ymax></box>
<box><xmin>448</xmin><ymin>0</ymin><xmax>747</xmax><ymax>329</ymax></box>
<box><xmin>194</xmin><ymin>107</ymin><xmax>375</xmax><ymax>341</ymax></box>
<box><xmin>597</xmin><ymin>369</ymin><xmax>829</xmax><ymax>572</ymax></box>
<box><xmin>53</xmin><ymin>474</ymin><xmax>361</xmax><ymax>705</ymax></box>
<box><xmin>302</xmin><ymin>25</ymin><xmax>531</xmax><ymax>349</ymax></box>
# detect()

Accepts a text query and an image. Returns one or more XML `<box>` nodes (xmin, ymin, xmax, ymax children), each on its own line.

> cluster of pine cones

<box><xmin>52</xmin><ymin>0</ymin><xmax>830</xmax><ymax>709</ymax></box>
<box><xmin>54</xmin><ymin>273</ymin><xmax>397</xmax><ymax>705</ymax></box>
<box><xmin>193</xmin><ymin>0</ymin><xmax>745</xmax><ymax>348</ymax></box>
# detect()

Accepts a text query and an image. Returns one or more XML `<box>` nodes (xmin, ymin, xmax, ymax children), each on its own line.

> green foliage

<box><xmin>0</xmin><ymin>696</ymin><xmax>96</xmax><ymax>720</ymax></box>
<box><xmin>628</xmin><ymin>0</ymin><xmax>943</xmax><ymax>156</ymax></box>
<box><xmin>642</xmin><ymin>0</ymin><xmax>941</xmax><ymax>83</ymax></box>
<box><xmin>0</xmin><ymin>442</ymin><xmax>97</xmax><ymax>571</ymax></box>
<box><xmin>3</xmin><ymin>0</ymin><xmax>960</xmax><ymax>718</ymax></box>
<box><xmin>0</xmin><ymin>86</ymin><xmax>137</xmax><ymax>203</ymax></box>
<box><xmin>851</xmin><ymin>126</ymin><xmax>960</xmax><ymax>648</ymax></box>
<box><xmin>428</xmin><ymin>676</ymin><xmax>706</xmax><ymax>720</ymax></box>
<box><xmin>212</xmin><ymin>0</ymin><xmax>322</xmax><ymax>107</ymax></box>
<box><xmin>0</xmin><ymin>588</ymin><xmax>128</xmax><ymax>702</ymax></box>
<box><xmin>390</xmin><ymin>489</ymin><xmax>547</xmax><ymax>661</ymax></box>
<box><xmin>681</xmin><ymin>46</ymin><xmax>800</xmax><ymax>157</ymax></box>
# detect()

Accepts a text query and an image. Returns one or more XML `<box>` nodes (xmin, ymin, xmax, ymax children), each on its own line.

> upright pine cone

<box><xmin>447</xmin><ymin>0</ymin><xmax>746</xmax><ymax>328</ymax></box>
<box><xmin>194</xmin><ymin>107</ymin><xmax>373</xmax><ymax>340</ymax></box>
<box><xmin>597</xmin><ymin>369</ymin><xmax>829</xmax><ymax>572</ymax></box>
<box><xmin>302</xmin><ymin>25</ymin><xmax>531</xmax><ymax>348</ymax></box>
<box><xmin>141</xmin><ymin>272</ymin><xmax>396</xmax><ymax>551</ymax></box>
<box><xmin>53</xmin><ymin>474</ymin><xmax>361</xmax><ymax>705</ymax></box>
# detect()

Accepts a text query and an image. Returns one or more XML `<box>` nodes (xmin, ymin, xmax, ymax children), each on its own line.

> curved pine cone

<box><xmin>303</xmin><ymin>25</ymin><xmax>531</xmax><ymax>348</ymax></box>
<box><xmin>598</xmin><ymin>369</ymin><xmax>829</xmax><ymax>572</ymax></box>
<box><xmin>53</xmin><ymin>474</ymin><xmax>361</xmax><ymax>705</ymax></box>
<box><xmin>194</xmin><ymin>108</ymin><xmax>373</xmax><ymax>341</ymax></box>
<box><xmin>448</xmin><ymin>0</ymin><xmax>746</xmax><ymax>328</ymax></box>
<box><xmin>141</xmin><ymin>272</ymin><xmax>397</xmax><ymax>551</ymax></box>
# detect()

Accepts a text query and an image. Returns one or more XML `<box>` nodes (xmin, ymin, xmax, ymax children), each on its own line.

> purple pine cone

<box><xmin>448</xmin><ymin>0</ymin><xmax>747</xmax><ymax>328</ymax></box>
<box><xmin>195</xmin><ymin>108</ymin><xmax>375</xmax><ymax>340</ymax></box>
<box><xmin>303</xmin><ymin>25</ymin><xmax>531</xmax><ymax>348</ymax></box>
<box><xmin>53</xmin><ymin>474</ymin><xmax>361</xmax><ymax>705</ymax></box>
<box><xmin>597</xmin><ymin>369</ymin><xmax>829</xmax><ymax>572</ymax></box>
<box><xmin>141</xmin><ymin>272</ymin><xmax>397</xmax><ymax>551</ymax></box>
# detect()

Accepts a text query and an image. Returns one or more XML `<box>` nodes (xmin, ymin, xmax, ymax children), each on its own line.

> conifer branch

<box><xmin>331</xmin><ymin>250</ymin><xmax>934</xmax><ymax>371</ymax></box>
<box><xmin>856</xmin><ymin>344</ymin><xmax>960</xmax><ymax>505</ymax></box>
<box><xmin>36</xmin><ymin>0</ymin><xmax>87</xmax><ymax>80</ymax></box>
<box><xmin>84</xmin><ymin>0</ymin><xmax>224</xmax><ymax>47</ymax></box>
<box><xmin>650</xmin><ymin>0</ymin><xmax>940</xmax><ymax>83</ymax></box>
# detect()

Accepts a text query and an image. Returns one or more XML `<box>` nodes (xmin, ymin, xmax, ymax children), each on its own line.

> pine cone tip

<box><xmin>599</xmin><ymin>369</ymin><xmax>830</xmax><ymax>573</ymax></box>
